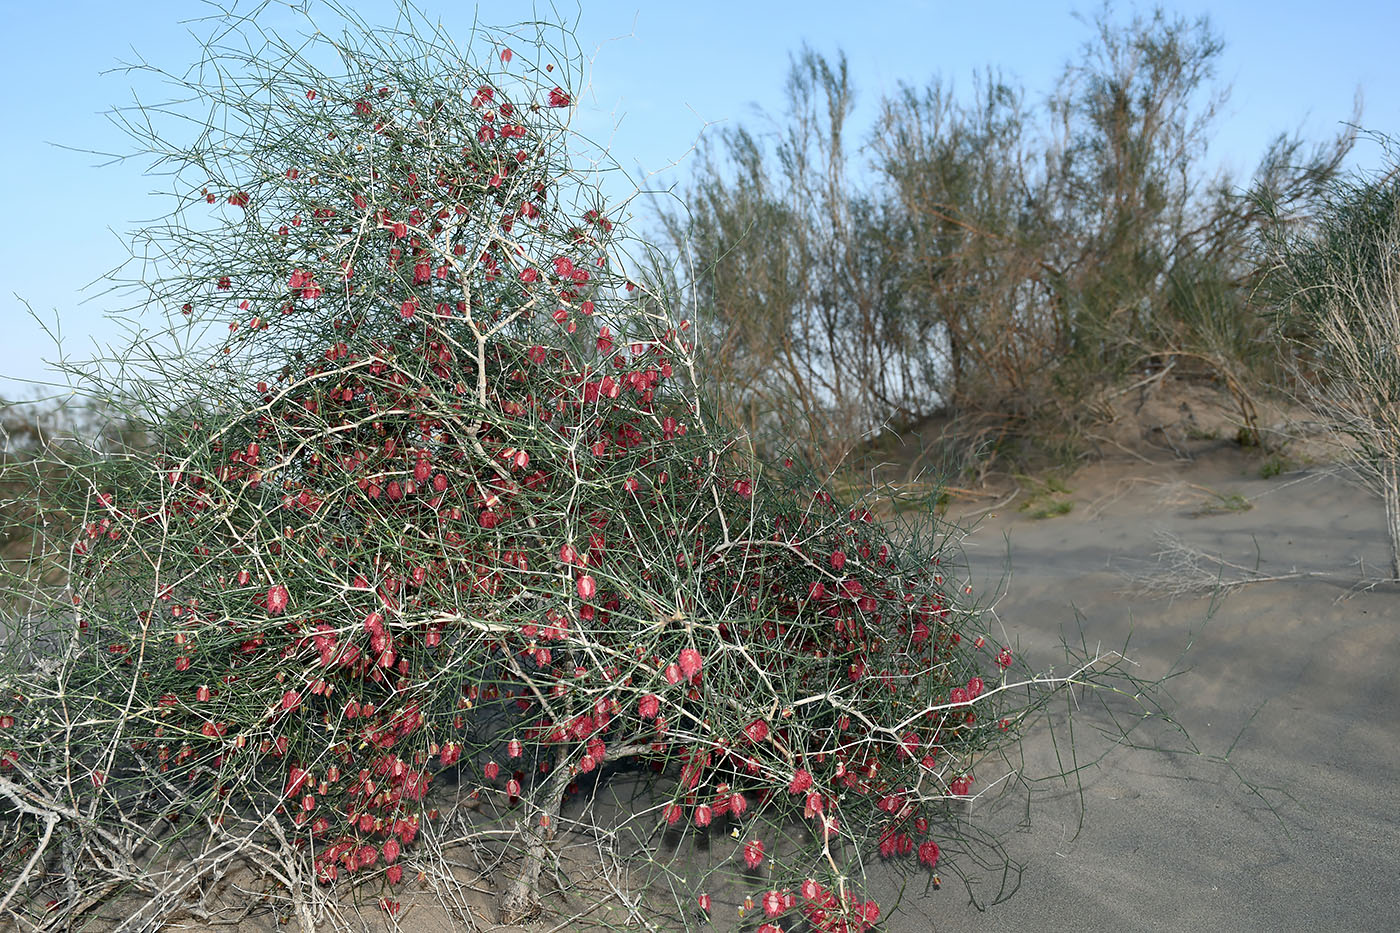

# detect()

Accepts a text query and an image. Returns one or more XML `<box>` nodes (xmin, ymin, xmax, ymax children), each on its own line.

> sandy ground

<box><xmin>21</xmin><ymin>387</ymin><xmax>1400</xmax><ymax>932</ymax></box>
<box><xmin>876</xmin><ymin>444</ymin><xmax>1400</xmax><ymax>933</ymax></box>
<box><xmin>369</xmin><ymin>442</ymin><xmax>1400</xmax><ymax>933</ymax></box>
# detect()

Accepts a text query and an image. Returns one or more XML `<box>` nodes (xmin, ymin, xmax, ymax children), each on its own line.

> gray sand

<box><xmin>881</xmin><ymin>452</ymin><xmax>1400</xmax><ymax>932</ymax></box>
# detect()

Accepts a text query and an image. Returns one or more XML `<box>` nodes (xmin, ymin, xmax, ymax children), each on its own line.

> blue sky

<box><xmin>2</xmin><ymin>0</ymin><xmax>1395</xmax><ymax>399</ymax></box>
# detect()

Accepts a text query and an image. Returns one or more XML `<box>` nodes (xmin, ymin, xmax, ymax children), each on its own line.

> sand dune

<box><xmin>885</xmin><ymin>447</ymin><xmax>1400</xmax><ymax>932</ymax></box>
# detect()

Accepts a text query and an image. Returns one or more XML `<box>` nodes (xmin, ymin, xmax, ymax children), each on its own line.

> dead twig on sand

<box><xmin>1124</xmin><ymin>528</ymin><xmax>1342</xmax><ymax>598</ymax></box>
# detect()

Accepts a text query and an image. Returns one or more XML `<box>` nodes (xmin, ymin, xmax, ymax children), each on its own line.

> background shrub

<box><xmin>659</xmin><ymin>8</ymin><xmax>1355</xmax><ymax>471</ymax></box>
<box><xmin>1260</xmin><ymin>137</ymin><xmax>1400</xmax><ymax>578</ymax></box>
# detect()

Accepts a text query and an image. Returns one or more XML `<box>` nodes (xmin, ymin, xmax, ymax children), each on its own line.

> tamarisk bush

<box><xmin>0</xmin><ymin>5</ymin><xmax>1169</xmax><ymax>930</ymax></box>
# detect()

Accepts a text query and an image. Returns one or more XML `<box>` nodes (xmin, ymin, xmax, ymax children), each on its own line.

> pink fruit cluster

<box><xmin>0</xmin><ymin>15</ymin><xmax>1026</xmax><ymax>929</ymax></box>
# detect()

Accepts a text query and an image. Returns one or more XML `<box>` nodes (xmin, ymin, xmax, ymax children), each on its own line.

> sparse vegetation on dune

<box><xmin>658</xmin><ymin>7</ymin><xmax>1356</xmax><ymax>477</ymax></box>
<box><xmin>1259</xmin><ymin>139</ymin><xmax>1400</xmax><ymax>579</ymax></box>
<box><xmin>6</xmin><ymin>4</ymin><xmax>1398</xmax><ymax>931</ymax></box>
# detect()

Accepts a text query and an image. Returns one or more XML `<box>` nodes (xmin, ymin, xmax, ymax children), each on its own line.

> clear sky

<box><xmin>2</xmin><ymin>0</ymin><xmax>1395</xmax><ymax>399</ymax></box>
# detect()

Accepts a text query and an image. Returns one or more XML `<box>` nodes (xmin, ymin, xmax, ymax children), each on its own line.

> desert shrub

<box><xmin>661</xmin><ymin>7</ymin><xmax>1354</xmax><ymax>469</ymax></box>
<box><xmin>0</xmin><ymin>5</ymin><xmax>1167</xmax><ymax>930</ymax></box>
<box><xmin>1261</xmin><ymin>140</ymin><xmax>1400</xmax><ymax>578</ymax></box>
